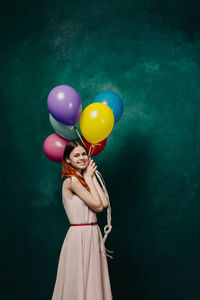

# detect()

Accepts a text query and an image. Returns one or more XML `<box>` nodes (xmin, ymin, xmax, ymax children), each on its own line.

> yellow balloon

<box><xmin>80</xmin><ymin>103</ymin><xmax>114</xmax><ymax>144</ymax></box>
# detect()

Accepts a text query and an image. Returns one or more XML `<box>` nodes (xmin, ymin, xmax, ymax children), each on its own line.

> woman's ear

<box><xmin>66</xmin><ymin>159</ymin><xmax>71</xmax><ymax>164</ymax></box>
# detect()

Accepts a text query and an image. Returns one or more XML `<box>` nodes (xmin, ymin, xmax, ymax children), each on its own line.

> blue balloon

<box><xmin>93</xmin><ymin>91</ymin><xmax>123</xmax><ymax>124</ymax></box>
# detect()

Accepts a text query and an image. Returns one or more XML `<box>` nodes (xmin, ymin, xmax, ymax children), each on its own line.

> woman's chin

<box><xmin>80</xmin><ymin>165</ymin><xmax>87</xmax><ymax>170</ymax></box>
<box><xmin>76</xmin><ymin>165</ymin><xmax>86</xmax><ymax>170</ymax></box>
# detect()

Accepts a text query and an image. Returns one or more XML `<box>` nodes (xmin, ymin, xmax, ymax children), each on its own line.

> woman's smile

<box><xmin>78</xmin><ymin>161</ymin><xmax>86</xmax><ymax>165</ymax></box>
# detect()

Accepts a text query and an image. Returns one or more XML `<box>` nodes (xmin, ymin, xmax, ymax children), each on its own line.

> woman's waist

<box><xmin>70</xmin><ymin>221</ymin><xmax>98</xmax><ymax>227</ymax></box>
<box><xmin>66</xmin><ymin>214</ymin><xmax>97</xmax><ymax>224</ymax></box>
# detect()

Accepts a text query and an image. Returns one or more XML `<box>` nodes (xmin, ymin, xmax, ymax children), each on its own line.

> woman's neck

<box><xmin>75</xmin><ymin>169</ymin><xmax>83</xmax><ymax>177</ymax></box>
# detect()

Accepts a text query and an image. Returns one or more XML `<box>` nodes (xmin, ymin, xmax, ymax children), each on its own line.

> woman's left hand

<box><xmin>83</xmin><ymin>157</ymin><xmax>97</xmax><ymax>178</ymax></box>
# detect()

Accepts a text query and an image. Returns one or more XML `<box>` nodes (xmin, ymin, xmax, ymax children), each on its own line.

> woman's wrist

<box><xmin>83</xmin><ymin>174</ymin><xmax>93</xmax><ymax>181</ymax></box>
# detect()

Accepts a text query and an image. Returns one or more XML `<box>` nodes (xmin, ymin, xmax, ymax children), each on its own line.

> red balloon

<box><xmin>81</xmin><ymin>136</ymin><xmax>107</xmax><ymax>156</ymax></box>
<box><xmin>43</xmin><ymin>133</ymin><xmax>69</xmax><ymax>163</ymax></box>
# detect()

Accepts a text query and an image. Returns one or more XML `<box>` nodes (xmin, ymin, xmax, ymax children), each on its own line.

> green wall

<box><xmin>1</xmin><ymin>0</ymin><xmax>200</xmax><ymax>299</ymax></box>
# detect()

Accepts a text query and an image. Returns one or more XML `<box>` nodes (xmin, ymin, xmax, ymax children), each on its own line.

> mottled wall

<box><xmin>1</xmin><ymin>0</ymin><xmax>200</xmax><ymax>299</ymax></box>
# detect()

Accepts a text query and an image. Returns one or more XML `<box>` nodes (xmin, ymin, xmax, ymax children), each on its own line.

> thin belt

<box><xmin>70</xmin><ymin>221</ymin><xmax>98</xmax><ymax>226</ymax></box>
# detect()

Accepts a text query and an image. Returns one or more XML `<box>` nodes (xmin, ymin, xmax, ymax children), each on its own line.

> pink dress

<box><xmin>51</xmin><ymin>179</ymin><xmax>113</xmax><ymax>300</ymax></box>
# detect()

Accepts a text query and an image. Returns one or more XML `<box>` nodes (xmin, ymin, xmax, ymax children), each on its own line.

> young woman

<box><xmin>51</xmin><ymin>140</ymin><xmax>113</xmax><ymax>300</ymax></box>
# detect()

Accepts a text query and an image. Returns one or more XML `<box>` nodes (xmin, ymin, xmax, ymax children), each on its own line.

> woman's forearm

<box><xmin>84</xmin><ymin>176</ymin><xmax>103</xmax><ymax>208</ymax></box>
<box><xmin>92</xmin><ymin>175</ymin><xmax>109</xmax><ymax>208</ymax></box>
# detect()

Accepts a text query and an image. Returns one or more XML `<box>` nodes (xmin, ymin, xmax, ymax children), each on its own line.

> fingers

<box><xmin>89</xmin><ymin>158</ymin><xmax>94</xmax><ymax>166</ymax></box>
<box><xmin>91</xmin><ymin>160</ymin><xmax>97</xmax><ymax>169</ymax></box>
<box><xmin>88</xmin><ymin>158</ymin><xmax>97</xmax><ymax>171</ymax></box>
<box><xmin>87</xmin><ymin>157</ymin><xmax>92</xmax><ymax>166</ymax></box>
<box><xmin>88</xmin><ymin>157</ymin><xmax>92</xmax><ymax>165</ymax></box>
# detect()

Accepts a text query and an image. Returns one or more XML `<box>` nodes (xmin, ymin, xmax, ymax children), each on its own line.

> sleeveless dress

<box><xmin>51</xmin><ymin>179</ymin><xmax>113</xmax><ymax>300</ymax></box>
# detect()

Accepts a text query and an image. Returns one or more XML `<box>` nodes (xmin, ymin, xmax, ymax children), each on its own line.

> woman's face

<box><xmin>66</xmin><ymin>146</ymin><xmax>88</xmax><ymax>171</ymax></box>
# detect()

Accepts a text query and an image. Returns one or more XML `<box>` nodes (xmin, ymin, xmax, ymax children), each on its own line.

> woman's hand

<box><xmin>83</xmin><ymin>157</ymin><xmax>97</xmax><ymax>179</ymax></box>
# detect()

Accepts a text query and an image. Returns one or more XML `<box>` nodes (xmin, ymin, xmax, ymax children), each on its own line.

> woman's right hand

<box><xmin>83</xmin><ymin>157</ymin><xmax>97</xmax><ymax>179</ymax></box>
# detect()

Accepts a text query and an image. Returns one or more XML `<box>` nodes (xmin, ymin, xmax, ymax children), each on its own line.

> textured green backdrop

<box><xmin>1</xmin><ymin>0</ymin><xmax>200</xmax><ymax>299</ymax></box>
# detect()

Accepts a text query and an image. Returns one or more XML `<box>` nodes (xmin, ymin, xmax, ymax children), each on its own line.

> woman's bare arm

<box><xmin>92</xmin><ymin>175</ymin><xmax>109</xmax><ymax>208</ymax></box>
<box><xmin>68</xmin><ymin>176</ymin><xmax>104</xmax><ymax>212</ymax></box>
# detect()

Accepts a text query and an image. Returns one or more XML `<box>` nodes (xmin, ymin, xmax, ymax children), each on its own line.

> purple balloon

<box><xmin>47</xmin><ymin>85</ymin><xmax>82</xmax><ymax>126</ymax></box>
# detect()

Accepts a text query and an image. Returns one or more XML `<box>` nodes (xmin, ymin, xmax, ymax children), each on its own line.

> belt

<box><xmin>70</xmin><ymin>222</ymin><xmax>98</xmax><ymax>226</ymax></box>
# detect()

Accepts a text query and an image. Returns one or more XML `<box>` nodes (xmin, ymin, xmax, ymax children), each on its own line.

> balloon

<box><xmin>93</xmin><ymin>91</ymin><xmax>123</xmax><ymax>124</ymax></box>
<box><xmin>82</xmin><ymin>136</ymin><xmax>107</xmax><ymax>156</ymax></box>
<box><xmin>49</xmin><ymin>113</ymin><xmax>80</xmax><ymax>140</ymax></box>
<box><xmin>43</xmin><ymin>133</ymin><xmax>69</xmax><ymax>163</ymax></box>
<box><xmin>47</xmin><ymin>85</ymin><xmax>82</xmax><ymax>126</ymax></box>
<box><xmin>80</xmin><ymin>103</ymin><xmax>114</xmax><ymax>144</ymax></box>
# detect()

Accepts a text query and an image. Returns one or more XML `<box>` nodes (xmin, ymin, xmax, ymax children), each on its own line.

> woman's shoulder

<box><xmin>62</xmin><ymin>177</ymin><xmax>79</xmax><ymax>199</ymax></box>
<box><xmin>63</xmin><ymin>176</ymin><xmax>79</xmax><ymax>188</ymax></box>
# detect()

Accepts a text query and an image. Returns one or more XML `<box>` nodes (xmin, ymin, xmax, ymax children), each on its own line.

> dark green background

<box><xmin>1</xmin><ymin>0</ymin><xmax>200</xmax><ymax>299</ymax></box>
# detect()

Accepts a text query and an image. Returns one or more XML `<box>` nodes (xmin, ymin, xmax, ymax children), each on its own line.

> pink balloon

<box><xmin>43</xmin><ymin>133</ymin><xmax>69</xmax><ymax>163</ymax></box>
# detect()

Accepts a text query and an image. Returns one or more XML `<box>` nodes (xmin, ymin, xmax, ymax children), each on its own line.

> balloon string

<box><xmin>88</xmin><ymin>144</ymin><xmax>92</xmax><ymax>156</ymax></box>
<box><xmin>95</xmin><ymin>169</ymin><xmax>114</xmax><ymax>259</ymax></box>
<box><xmin>91</xmin><ymin>145</ymin><xmax>95</xmax><ymax>156</ymax></box>
<box><xmin>73</xmin><ymin>126</ymin><xmax>87</xmax><ymax>148</ymax></box>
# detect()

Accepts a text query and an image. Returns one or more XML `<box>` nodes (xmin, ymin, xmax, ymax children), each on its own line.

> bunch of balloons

<box><xmin>43</xmin><ymin>85</ymin><xmax>123</xmax><ymax>163</ymax></box>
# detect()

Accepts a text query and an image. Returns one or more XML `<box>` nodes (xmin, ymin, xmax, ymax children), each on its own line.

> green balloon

<box><xmin>49</xmin><ymin>113</ymin><xmax>81</xmax><ymax>140</ymax></box>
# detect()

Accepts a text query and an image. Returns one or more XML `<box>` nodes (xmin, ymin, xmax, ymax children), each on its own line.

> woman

<box><xmin>51</xmin><ymin>139</ymin><xmax>113</xmax><ymax>300</ymax></box>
